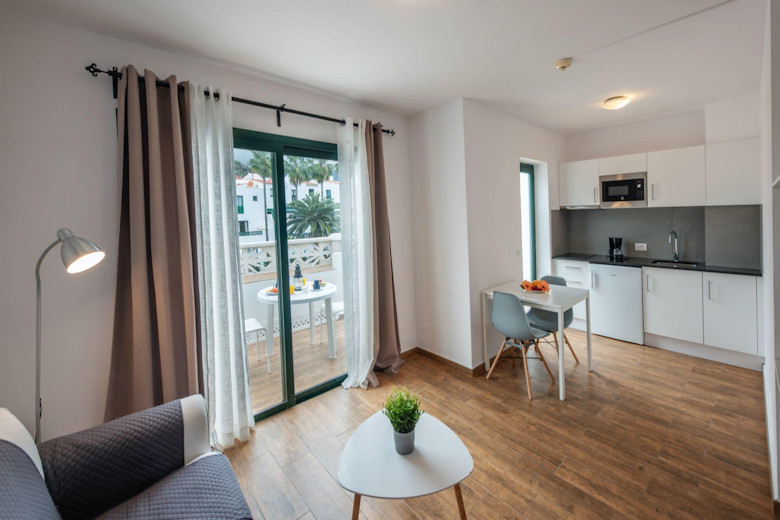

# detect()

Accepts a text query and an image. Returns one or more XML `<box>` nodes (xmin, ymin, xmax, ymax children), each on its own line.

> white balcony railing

<box><xmin>239</xmin><ymin>235</ymin><xmax>340</xmax><ymax>283</ymax></box>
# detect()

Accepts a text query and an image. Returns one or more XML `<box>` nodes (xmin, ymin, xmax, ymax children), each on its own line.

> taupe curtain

<box><xmin>365</xmin><ymin>122</ymin><xmax>403</xmax><ymax>379</ymax></box>
<box><xmin>105</xmin><ymin>66</ymin><xmax>201</xmax><ymax>420</ymax></box>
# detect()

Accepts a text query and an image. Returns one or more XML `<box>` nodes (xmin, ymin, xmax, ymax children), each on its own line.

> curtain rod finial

<box><xmin>86</xmin><ymin>63</ymin><xmax>100</xmax><ymax>77</ymax></box>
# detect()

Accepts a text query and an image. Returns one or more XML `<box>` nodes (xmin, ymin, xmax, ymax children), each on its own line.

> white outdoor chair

<box><xmin>245</xmin><ymin>318</ymin><xmax>270</xmax><ymax>373</ymax></box>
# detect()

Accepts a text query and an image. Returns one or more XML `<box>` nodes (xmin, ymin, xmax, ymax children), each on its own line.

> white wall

<box><xmin>565</xmin><ymin>95</ymin><xmax>761</xmax><ymax>163</ymax></box>
<box><xmin>763</xmin><ymin>0</ymin><xmax>779</xmax><ymax>501</ymax></box>
<box><xmin>408</xmin><ymin>100</ymin><xmax>473</xmax><ymax>367</ymax></box>
<box><xmin>705</xmin><ymin>94</ymin><xmax>761</xmax><ymax>143</ymax></box>
<box><xmin>461</xmin><ymin>100</ymin><xmax>565</xmax><ymax>368</ymax></box>
<box><xmin>0</xmin><ymin>8</ymin><xmax>418</xmax><ymax>439</ymax></box>
<box><xmin>565</xmin><ymin>111</ymin><xmax>706</xmax><ymax>161</ymax></box>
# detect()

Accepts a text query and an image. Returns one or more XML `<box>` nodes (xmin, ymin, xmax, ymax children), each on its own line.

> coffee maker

<box><xmin>608</xmin><ymin>237</ymin><xmax>624</xmax><ymax>261</ymax></box>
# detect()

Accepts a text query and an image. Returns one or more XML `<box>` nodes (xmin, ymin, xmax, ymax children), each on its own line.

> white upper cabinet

<box><xmin>647</xmin><ymin>145</ymin><xmax>706</xmax><ymax>207</ymax></box>
<box><xmin>559</xmin><ymin>159</ymin><xmax>599</xmax><ymax>207</ymax></box>
<box><xmin>643</xmin><ymin>267</ymin><xmax>703</xmax><ymax>344</ymax></box>
<box><xmin>702</xmin><ymin>273</ymin><xmax>758</xmax><ymax>355</ymax></box>
<box><xmin>598</xmin><ymin>153</ymin><xmax>647</xmax><ymax>176</ymax></box>
<box><xmin>705</xmin><ymin>138</ymin><xmax>761</xmax><ymax>206</ymax></box>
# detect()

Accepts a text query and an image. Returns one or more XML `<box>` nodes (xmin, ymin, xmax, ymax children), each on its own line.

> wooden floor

<box><xmin>226</xmin><ymin>330</ymin><xmax>772</xmax><ymax>519</ymax></box>
<box><xmin>248</xmin><ymin>320</ymin><xmax>347</xmax><ymax>413</ymax></box>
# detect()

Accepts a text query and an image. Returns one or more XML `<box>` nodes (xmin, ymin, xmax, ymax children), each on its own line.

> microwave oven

<box><xmin>600</xmin><ymin>173</ymin><xmax>647</xmax><ymax>209</ymax></box>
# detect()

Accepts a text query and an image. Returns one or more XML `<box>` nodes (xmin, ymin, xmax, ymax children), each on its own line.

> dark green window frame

<box><xmin>237</xmin><ymin>195</ymin><xmax>244</xmax><ymax>214</ymax></box>
<box><xmin>233</xmin><ymin>128</ymin><xmax>345</xmax><ymax>422</ymax></box>
<box><xmin>520</xmin><ymin>163</ymin><xmax>536</xmax><ymax>280</ymax></box>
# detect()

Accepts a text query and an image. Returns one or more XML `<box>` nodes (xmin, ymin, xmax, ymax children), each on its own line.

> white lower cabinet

<box><xmin>643</xmin><ymin>267</ymin><xmax>760</xmax><ymax>355</ymax></box>
<box><xmin>552</xmin><ymin>259</ymin><xmax>589</xmax><ymax>320</ymax></box>
<box><xmin>643</xmin><ymin>267</ymin><xmax>703</xmax><ymax>344</ymax></box>
<box><xmin>703</xmin><ymin>273</ymin><xmax>758</xmax><ymax>355</ymax></box>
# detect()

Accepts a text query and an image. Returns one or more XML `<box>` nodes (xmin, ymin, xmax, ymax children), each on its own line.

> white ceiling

<box><xmin>0</xmin><ymin>0</ymin><xmax>766</xmax><ymax>134</ymax></box>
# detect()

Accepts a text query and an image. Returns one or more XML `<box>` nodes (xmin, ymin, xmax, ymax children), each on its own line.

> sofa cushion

<box><xmin>39</xmin><ymin>400</ymin><xmax>184</xmax><ymax>519</ymax></box>
<box><xmin>96</xmin><ymin>453</ymin><xmax>251</xmax><ymax>520</ymax></box>
<box><xmin>0</xmin><ymin>440</ymin><xmax>61</xmax><ymax>520</ymax></box>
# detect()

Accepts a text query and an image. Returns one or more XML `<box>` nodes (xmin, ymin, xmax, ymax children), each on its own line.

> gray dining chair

<box><xmin>487</xmin><ymin>291</ymin><xmax>555</xmax><ymax>399</ymax></box>
<box><xmin>526</xmin><ymin>275</ymin><xmax>580</xmax><ymax>363</ymax></box>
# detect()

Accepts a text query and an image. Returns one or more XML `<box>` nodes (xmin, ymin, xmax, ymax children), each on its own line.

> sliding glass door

<box><xmin>234</xmin><ymin>129</ymin><xmax>346</xmax><ymax>420</ymax></box>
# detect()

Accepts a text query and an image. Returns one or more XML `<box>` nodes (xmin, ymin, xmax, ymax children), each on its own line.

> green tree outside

<box><xmin>287</xmin><ymin>193</ymin><xmax>340</xmax><ymax>238</ymax></box>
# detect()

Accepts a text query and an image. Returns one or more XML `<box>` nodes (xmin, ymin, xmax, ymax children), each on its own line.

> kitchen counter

<box><xmin>553</xmin><ymin>254</ymin><xmax>762</xmax><ymax>277</ymax></box>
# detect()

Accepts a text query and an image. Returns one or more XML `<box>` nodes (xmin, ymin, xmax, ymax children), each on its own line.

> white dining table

<box><xmin>256</xmin><ymin>283</ymin><xmax>338</xmax><ymax>366</ymax></box>
<box><xmin>481</xmin><ymin>280</ymin><xmax>592</xmax><ymax>400</ymax></box>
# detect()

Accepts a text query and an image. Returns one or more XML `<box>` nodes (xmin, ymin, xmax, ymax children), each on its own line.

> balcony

<box><xmin>240</xmin><ymin>235</ymin><xmax>346</xmax><ymax>413</ymax></box>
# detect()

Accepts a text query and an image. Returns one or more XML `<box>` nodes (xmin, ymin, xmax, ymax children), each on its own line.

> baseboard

<box><xmin>401</xmin><ymin>346</ymin><xmax>489</xmax><ymax>377</ymax></box>
<box><xmin>400</xmin><ymin>347</ymin><xmax>421</xmax><ymax>359</ymax></box>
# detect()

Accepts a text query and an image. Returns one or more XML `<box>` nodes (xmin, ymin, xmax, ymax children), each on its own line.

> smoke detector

<box><xmin>555</xmin><ymin>58</ymin><xmax>573</xmax><ymax>71</ymax></box>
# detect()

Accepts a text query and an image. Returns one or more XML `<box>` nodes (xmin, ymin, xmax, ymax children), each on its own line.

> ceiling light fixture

<box><xmin>602</xmin><ymin>95</ymin><xmax>631</xmax><ymax>110</ymax></box>
<box><xmin>555</xmin><ymin>58</ymin><xmax>573</xmax><ymax>71</ymax></box>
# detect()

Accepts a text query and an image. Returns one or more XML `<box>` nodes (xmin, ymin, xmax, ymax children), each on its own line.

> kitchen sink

<box><xmin>651</xmin><ymin>260</ymin><xmax>698</xmax><ymax>269</ymax></box>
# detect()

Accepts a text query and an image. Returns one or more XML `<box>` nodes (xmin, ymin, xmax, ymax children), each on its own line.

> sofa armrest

<box><xmin>38</xmin><ymin>395</ymin><xmax>208</xmax><ymax>519</ymax></box>
<box><xmin>180</xmin><ymin>394</ymin><xmax>211</xmax><ymax>464</ymax></box>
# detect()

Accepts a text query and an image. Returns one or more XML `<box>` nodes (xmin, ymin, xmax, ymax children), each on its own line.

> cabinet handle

<box><xmin>565</xmin><ymin>265</ymin><xmax>582</xmax><ymax>271</ymax></box>
<box><xmin>646</xmin><ymin>274</ymin><xmax>652</xmax><ymax>292</ymax></box>
<box><xmin>593</xmin><ymin>187</ymin><xmax>597</xmax><ymax>203</ymax></box>
<box><xmin>651</xmin><ymin>184</ymin><xmax>655</xmax><ymax>200</ymax></box>
<box><xmin>707</xmin><ymin>280</ymin><xmax>712</xmax><ymax>300</ymax></box>
<box><xmin>590</xmin><ymin>271</ymin><xmax>595</xmax><ymax>288</ymax></box>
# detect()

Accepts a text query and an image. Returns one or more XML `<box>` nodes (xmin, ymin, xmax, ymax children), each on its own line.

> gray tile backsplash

<box><xmin>553</xmin><ymin>205</ymin><xmax>761</xmax><ymax>270</ymax></box>
<box><xmin>705</xmin><ymin>205</ymin><xmax>761</xmax><ymax>270</ymax></box>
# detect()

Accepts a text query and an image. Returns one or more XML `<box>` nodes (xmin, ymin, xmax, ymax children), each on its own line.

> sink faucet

<box><xmin>668</xmin><ymin>231</ymin><xmax>679</xmax><ymax>261</ymax></box>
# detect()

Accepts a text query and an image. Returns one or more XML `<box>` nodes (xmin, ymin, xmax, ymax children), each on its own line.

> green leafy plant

<box><xmin>286</xmin><ymin>193</ymin><xmax>340</xmax><ymax>238</ymax></box>
<box><xmin>382</xmin><ymin>388</ymin><xmax>423</xmax><ymax>434</ymax></box>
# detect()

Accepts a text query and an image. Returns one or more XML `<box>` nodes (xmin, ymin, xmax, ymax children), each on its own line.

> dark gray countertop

<box><xmin>552</xmin><ymin>253</ymin><xmax>762</xmax><ymax>277</ymax></box>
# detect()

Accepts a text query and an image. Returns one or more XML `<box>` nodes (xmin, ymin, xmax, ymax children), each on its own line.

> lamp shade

<box><xmin>56</xmin><ymin>228</ymin><xmax>105</xmax><ymax>273</ymax></box>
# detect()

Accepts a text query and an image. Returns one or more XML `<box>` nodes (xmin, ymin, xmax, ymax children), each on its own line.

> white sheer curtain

<box><xmin>339</xmin><ymin>118</ymin><xmax>376</xmax><ymax>389</ymax></box>
<box><xmin>189</xmin><ymin>84</ymin><xmax>254</xmax><ymax>448</ymax></box>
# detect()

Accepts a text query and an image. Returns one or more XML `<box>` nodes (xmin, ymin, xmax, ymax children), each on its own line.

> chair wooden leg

<box><xmin>486</xmin><ymin>339</ymin><xmax>507</xmax><ymax>380</ymax></box>
<box><xmin>551</xmin><ymin>331</ymin><xmax>560</xmax><ymax>352</ymax></box>
<box><xmin>535</xmin><ymin>342</ymin><xmax>555</xmax><ymax>383</ymax></box>
<box><xmin>521</xmin><ymin>344</ymin><xmax>533</xmax><ymax>399</ymax></box>
<box><xmin>512</xmin><ymin>346</ymin><xmax>516</xmax><ymax>368</ymax></box>
<box><xmin>564</xmin><ymin>333</ymin><xmax>580</xmax><ymax>363</ymax></box>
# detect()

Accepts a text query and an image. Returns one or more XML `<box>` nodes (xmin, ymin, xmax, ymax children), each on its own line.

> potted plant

<box><xmin>382</xmin><ymin>388</ymin><xmax>424</xmax><ymax>455</ymax></box>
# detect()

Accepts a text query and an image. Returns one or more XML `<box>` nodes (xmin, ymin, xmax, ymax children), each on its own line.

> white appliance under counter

<box><xmin>590</xmin><ymin>264</ymin><xmax>644</xmax><ymax>345</ymax></box>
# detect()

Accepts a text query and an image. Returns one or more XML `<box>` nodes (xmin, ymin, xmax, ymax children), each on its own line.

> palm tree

<box><xmin>286</xmin><ymin>193</ymin><xmax>340</xmax><ymax>238</ymax></box>
<box><xmin>310</xmin><ymin>160</ymin><xmax>334</xmax><ymax>198</ymax></box>
<box><xmin>285</xmin><ymin>156</ymin><xmax>311</xmax><ymax>201</ymax></box>
<box><xmin>248</xmin><ymin>151</ymin><xmax>273</xmax><ymax>239</ymax></box>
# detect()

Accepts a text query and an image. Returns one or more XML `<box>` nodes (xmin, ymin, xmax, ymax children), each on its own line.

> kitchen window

<box><xmin>520</xmin><ymin>163</ymin><xmax>536</xmax><ymax>280</ymax></box>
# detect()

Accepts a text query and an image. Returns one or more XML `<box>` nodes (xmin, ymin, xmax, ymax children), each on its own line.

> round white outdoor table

<box><xmin>338</xmin><ymin>411</ymin><xmax>474</xmax><ymax>519</ymax></box>
<box><xmin>256</xmin><ymin>283</ymin><xmax>338</xmax><ymax>371</ymax></box>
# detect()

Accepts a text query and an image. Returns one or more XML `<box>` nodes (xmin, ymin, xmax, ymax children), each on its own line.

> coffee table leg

<box><xmin>351</xmin><ymin>493</ymin><xmax>361</xmax><ymax>520</ymax></box>
<box><xmin>453</xmin><ymin>483</ymin><xmax>467</xmax><ymax>519</ymax></box>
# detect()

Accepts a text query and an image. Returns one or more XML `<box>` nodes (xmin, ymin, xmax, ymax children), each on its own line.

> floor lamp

<box><xmin>35</xmin><ymin>228</ymin><xmax>105</xmax><ymax>444</ymax></box>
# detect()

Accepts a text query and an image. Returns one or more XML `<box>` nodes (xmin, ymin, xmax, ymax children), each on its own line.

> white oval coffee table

<box><xmin>338</xmin><ymin>411</ymin><xmax>473</xmax><ymax>519</ymax></box>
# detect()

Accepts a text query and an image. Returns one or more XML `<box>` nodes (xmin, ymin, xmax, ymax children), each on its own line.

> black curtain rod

<box><xmin>85</xmin><ymin>63</ymin><xmax>396</xmax><ymax>136</ymax></box>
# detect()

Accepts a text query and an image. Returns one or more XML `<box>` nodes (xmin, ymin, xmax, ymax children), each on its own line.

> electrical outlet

<box><xmin>635</xmin><ymin>243</ymin><xmax>647</xmax><ymax>252</ymax></box>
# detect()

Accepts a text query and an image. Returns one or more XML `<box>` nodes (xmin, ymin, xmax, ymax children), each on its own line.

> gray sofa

<box><xmin>0</xmin><ymin>395</ymin><xmax>251</xmax><ymax>519</ymax></box>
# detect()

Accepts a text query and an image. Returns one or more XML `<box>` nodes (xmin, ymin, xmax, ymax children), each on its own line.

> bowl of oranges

<box><xmin>521</xmin><ymin>279</ymin><xmax>550</xmax><ymax>293</ymax></box>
